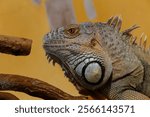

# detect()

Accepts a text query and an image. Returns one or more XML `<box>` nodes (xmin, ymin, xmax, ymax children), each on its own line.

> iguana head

<box><xmin>43</xmin><ymin>21</ymin><xmax>114</xmax><ymax>91</ymax></box>
<box><xmin>43</xmin><ymin>16</ymin><xmax>140</xmax><ymax>91</ymax></box>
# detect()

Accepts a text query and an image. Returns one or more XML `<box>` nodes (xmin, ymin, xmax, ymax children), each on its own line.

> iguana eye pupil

<box><xmin>68</xmin><ymin>28</ymin><xmax>76</xmax><ymax>34</ymax></box>
<box><xmin>66</xmin><ymin>28</ymin><xmax>79</xmax><ymax>36</ymax></box>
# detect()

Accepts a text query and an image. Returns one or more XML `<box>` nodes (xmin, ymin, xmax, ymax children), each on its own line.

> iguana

<box><xmin>43</xmin><ymin>16</ymin><xmax>150</xmax><ymax>100</ymax></box>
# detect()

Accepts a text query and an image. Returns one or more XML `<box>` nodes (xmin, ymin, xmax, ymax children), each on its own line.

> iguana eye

<box><xmin>64</xmin><ymin>24</ymin><xmax>80</xmax><ymax>37</ymax></box>
<box><xmin>68</xmin><ymin>28</ymin><xmax>77</xmax><ymax>34</ymax></box>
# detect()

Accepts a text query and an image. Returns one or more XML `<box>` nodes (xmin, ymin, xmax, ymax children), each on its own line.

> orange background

<box><xmin>0</xmin><ymin>0</ymin><xmax>150</xmax><ymax>99</ymax></box>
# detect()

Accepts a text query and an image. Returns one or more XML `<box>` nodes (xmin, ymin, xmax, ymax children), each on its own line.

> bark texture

<box><xmin>0</xmin><ymin>92</ymin><xmax>19</xmax><ymax>100</ymax></box>
<box><xmin>0</xmin><ymin>35</ymin><xmax>32</xmax><ymax>56</ymax></box>
<box><xmin>0</xmin><ymin>74</ymin><xmax>86</xmax><ymax>100</ymax></box>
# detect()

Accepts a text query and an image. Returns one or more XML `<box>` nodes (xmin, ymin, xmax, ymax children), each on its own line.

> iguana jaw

<box><xmin>44</xmin><ymin>49</ymin><xmax>84</xmax><ymax>90</ymax></box>
<box><xmin>43</xmin><ymin>42</ymin><xmax>112</xmax><ymax>91</ymax></box>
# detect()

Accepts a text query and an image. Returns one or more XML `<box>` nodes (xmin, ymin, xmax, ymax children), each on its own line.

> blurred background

<box><xmin>0</xmin><ymin>0</ymin><xmax>150</xmax><ymax>99</ymax></box>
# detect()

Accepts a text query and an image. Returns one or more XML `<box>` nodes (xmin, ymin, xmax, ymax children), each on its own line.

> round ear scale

<box><xmin>82</xmin><ymin>61</ymin><xmax>105</xmax><ymax>85</ymax></box>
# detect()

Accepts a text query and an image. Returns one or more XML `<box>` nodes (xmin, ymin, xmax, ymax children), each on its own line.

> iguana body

<box><xmin>43</xmin><ymin>16</ymin><xmax>150</xmax><ymax>100</ymax></box>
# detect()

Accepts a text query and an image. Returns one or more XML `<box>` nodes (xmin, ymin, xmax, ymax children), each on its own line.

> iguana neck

<box><xmin>96</xmin><ymin>23</ymin><xmax>144</xmax><ymax>81</ymax></box>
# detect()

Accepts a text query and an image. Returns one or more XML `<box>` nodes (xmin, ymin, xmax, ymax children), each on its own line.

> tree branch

<box><xmin>0</xmin><ymin>35</ymin><xmax>87</xmax><ymax>100</ymax></box>
<box><xmin>0</xmin><ymin>35</ymin><xmax>32</xmax><ymax>56</ymax></box>
<box><xmin>0</xmin><ymin>74</ymin><xmax>87</xmax><ymax>100</ymax></box>
<box><xmin>0</xmin><ymin>92</ymin><xmax>19</xmax><ymax>100</ymax></box>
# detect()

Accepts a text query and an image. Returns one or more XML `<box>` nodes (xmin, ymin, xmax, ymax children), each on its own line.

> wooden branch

<box><xmin>0</xmin><ymin>35</ymin><xmax>32</xmax><ymax>56</ymax></box>
<box><xmin>0</xmin><ymin>74</ymin><xmax>87</xmax><ymax>100</ymax></box>
<box><xmin>0</xmin><ymin>92</ymin><xmax>19</xmax><ymax>100</ymax></box>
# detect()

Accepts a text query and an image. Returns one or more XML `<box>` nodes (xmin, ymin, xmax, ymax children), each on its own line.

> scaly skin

<box><xmin>43</xmin><ymin>16</ymin><xmax>150</xmax><ymax>100</ymax></box>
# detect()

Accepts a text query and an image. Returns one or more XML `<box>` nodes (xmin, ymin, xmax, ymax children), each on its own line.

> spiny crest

<box><xmin>106</xmin><ymin>16</ymin><xmax>139</xmax><ymax>43</ymax></box>
<box><xmin>123</xmin><ymin>24</ymin><xmax>150</xmax><ymax>53</ymax></box>
<box><xmin>130</xmin><ymin>33</ymin><xmax>148</xmax><ymax>52</ymax></box>
<box><xmin>106</xmin><ymin>16</ymin><xmax>150</xmax><ymax>54</ymax></box>
<box><xmin>122</xmin><ymin>25</ymin><xmax>140</xmax><ymax>35</ymax></box>
<box><xmin>107</xmin><ymin>16</ymin><xmax>122</xmax><ymax>31</ymax></box>
<box><xmin>106</xmin><ymin>16</ymin><xmax>139</xmax><ymax>34</ymax></box>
